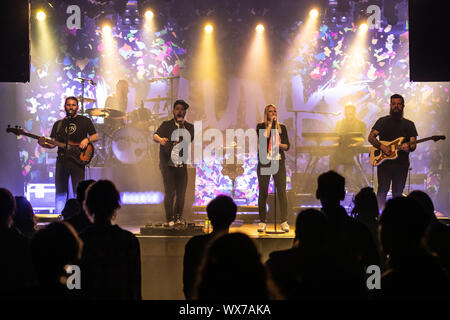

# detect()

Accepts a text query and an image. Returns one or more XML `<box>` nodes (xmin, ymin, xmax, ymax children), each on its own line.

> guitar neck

<box><xmin>21</xmin><ymin>132</ymin><xmax>70</xmax><ymax>148</ymax></box>
<box><xmin>395</xmin><ymin>136</ymin><xmax>439</xmax><ymax>149</ymax></box>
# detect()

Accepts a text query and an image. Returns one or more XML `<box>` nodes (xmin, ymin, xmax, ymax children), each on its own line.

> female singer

<box><xmin>256</xmin><ymin>104</ymin><xmax>290</xmax><ymax>232</ymax></box>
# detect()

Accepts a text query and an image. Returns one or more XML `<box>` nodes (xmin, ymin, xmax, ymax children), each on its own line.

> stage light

<box><xmin>359</xmin><ymin>23</ymin><xmax>368</xmax><ymax>32</ymax></box>
<box><xmin>102</xmin><ymin>24</ymin><xmax>112</xmax><ymax>33</ymax></box>
<box><xmin>256</xmin><ymin>24</ymin><xmax>265</xmax><ymax>34</ymax></box>
<box><xmin>309</xmin><ymin>9</ymin><xmax>319</xmax><ymax>19</ymax></box>
<box><xmin>204</xmin><ymin>24</ymin><xmax>213</xmax><ymax>34</ymax></box>
<box><xmin>145</xmin><ymin>10</ymin><xmax>154</xmax><ymax>19</ymax></box>
<box><xmin>36</xmin><ymin>10</ymin><xmax>46</xmax><ymax>21</ymax></box>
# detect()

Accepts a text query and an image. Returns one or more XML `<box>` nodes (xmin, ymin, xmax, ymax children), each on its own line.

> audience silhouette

<box><xmin>378</xmin><ymin>196</ymin><xmax>450</xmax><ymax>299</ymax></box>
<box><xmin>266</xmin><ymin>209</ymin><xmax>343</xmax><ymax>299</ymax></box>
<box><xmin>30</xmin><ymin>222</ymin><xmax>82</xmax><ymax>299</ymax></box>
<box><xmin>0</xmin><ymin>188</ymin><xmax>34</xmax><ymax>298</ymax></box>
<box><xmin>408</xmin><ymin>190</ymin><xmax>450</xmax><ymax>276</ymax></box>
<box><xmin>183</xmin><ymin>195</ymin><xmax>237</xmax><ymax>299</ymax></box>
<box><xmin>315</xmin><ymin>170</ymin><xmax>380</xmax><ymax>299</ymax></box>
<box><xmin>80</xmin><ymin>180</ymin><xmax>141</xmax><ymax>300</ymax></box>
<box><xmin>3</xmin><ymin>168</ymin><xmax>450</xmax><ymax>301</ymax></box>
<box><xmin>192</xmin><ymin>232</ymin><xmax>279</xmax><ymax>300</ymax></box>
<box><xmin>61</xmin><ymin>179</ymin><xmax>95</xmax><ymax>233</ymax></box>
<box><xmin>13</xmin><ymin>196</ymin><xmax>37</xmax><ymax>239</ymax></box>
<box><xmin>351</xmin><ymin>187</ymin><xmax>380</xmax><ymax>250</ymax></box>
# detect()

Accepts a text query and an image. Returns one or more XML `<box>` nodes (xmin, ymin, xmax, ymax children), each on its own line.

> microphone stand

<box><xmin>64</xmin><ymin>114</ymin><xmax>74</xmax><ymax>201</ymax></box>
<box><xmin>266</xmin><ymin>120</ymin><xmax>285</xmax><ymax>235</ymax></box>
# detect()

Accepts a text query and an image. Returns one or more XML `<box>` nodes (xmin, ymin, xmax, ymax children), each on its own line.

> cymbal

<box><xmin>105</xmin><ymin>108</ymin><xmax>126</xmax><ymax>118</ymax></box>
<box><xmin>86</xmin><ymin>108</ymin><xmax>126</xmax><ymax>118</ymax></box>
<box><xmin>144</xmin><ymin>97</ymin><xmax>169</xmax><ymax>102</ymax></box>
<box><xmin>77</xmin><ymin>96</ymin><xmax>97</xmax><ymax>103</ymax></box>
<box><xmin>86</xmin><ymin>108</ymin><xmax>108</xmax><ymax>117</ymax></box>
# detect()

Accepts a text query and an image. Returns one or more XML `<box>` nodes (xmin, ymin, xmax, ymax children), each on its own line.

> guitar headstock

<box><xmin>6</xmin><ymin>125</ymin><xmax>24</xmax><ymax>136</ymax></box>
<box><xmin>432</xmin><ymin>135</ymin><xmax>446</xmax><ymax>142</ymax></box>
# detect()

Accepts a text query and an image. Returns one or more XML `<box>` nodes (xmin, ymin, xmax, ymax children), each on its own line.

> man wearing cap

<box><xmin>153</xmin><ymin>100</ymin><xmax>194</xmax><ymax>226</ymax></box>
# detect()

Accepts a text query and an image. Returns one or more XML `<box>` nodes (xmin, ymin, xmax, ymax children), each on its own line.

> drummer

<box><xmin>104</xmin><ymin>79</ymin><xmax>129</xmax><ymax>130</ymax></box>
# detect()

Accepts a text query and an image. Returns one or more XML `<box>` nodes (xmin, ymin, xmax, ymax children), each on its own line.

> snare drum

<box><xmin>109</xmin><ymin>126</ymin><xmax>148</xmax><ymax>164</ymax></box>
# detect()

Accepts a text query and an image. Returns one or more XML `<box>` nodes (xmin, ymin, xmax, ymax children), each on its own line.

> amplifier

<box><xmin>25</xmin><ymin>183</ymin><xmax>56</xmax><ymax>212</ymax></box>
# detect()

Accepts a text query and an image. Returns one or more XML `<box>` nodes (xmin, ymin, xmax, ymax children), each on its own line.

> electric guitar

<box><xmin>6</xmin><ymin>125</ymin><xmax>95</xmax><ymax>166</ymax></box>
<box><xmin>369</xmin><ymin>135</ymin><xmax>445</xmax><ymax>166</ymax></box>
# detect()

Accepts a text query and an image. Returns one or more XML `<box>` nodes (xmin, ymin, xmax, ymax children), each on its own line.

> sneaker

<box><xmin>280</xmin><ymin>221</ymin><xmax>290</xmax><ymax>232</ymax></box>
<box><xmin>168</xmin><ymin>220</ymin><xmax>175</xmax><ymax>227</ymax></box>
<box><xmin>257</xmin><ymin>222</ymin><xmax>266</xmax><ymax>232</ymax></box>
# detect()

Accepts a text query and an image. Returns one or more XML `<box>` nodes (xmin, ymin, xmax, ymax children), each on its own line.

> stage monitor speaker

<box><xmin>409</xmin><ymin>0</ymin><xmax>450</xmax><ymax>81</ymax></box>
<box><xmin>0</xmin><ymin>0</ymin><xmax>30</xmax><ymax>82</ymax></box>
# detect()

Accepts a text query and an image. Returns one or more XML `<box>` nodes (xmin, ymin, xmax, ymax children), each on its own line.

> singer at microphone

<box><xmin>256</xmin><ymin>104</ymin><xmax>291</xmax><ymax>233</ymax></box>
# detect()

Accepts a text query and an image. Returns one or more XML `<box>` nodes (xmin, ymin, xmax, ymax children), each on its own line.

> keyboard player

<box><xmin>331</xmin><ymin>104</ymin><xmax>367</xmax><ymax>192</ymax></box>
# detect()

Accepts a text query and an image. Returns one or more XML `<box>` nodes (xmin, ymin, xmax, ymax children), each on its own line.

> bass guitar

<box><xmin>6</xmin><ymin>125</ymin><xmax>95</xmax><ymax>166</ymax></box>
<box><xmin>369</xmin><ymin>135</ymin><xmax>445</xmax><ymax>166</ymax></box>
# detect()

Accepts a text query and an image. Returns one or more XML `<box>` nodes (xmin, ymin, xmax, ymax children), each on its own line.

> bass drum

<box><xmin>109</xmin><ymin>126</ymin><xmax>148</xmax><ymax>164</ymax></box>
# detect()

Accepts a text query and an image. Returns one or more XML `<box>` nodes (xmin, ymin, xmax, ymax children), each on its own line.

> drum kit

<box><xmin>83</xmin><ymin>97</ymin><xmax>166</xmax><ymax>166</ymax></box>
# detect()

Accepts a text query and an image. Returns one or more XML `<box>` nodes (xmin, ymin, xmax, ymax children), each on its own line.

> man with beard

<box><xmin>368</xmin><ymin>94</ymin><xmax>417</xmax><ymax>209</ymax></box>
<box><xmin>153</xmin><ymin>100</ymin><xmax>194</xmax><ymax>226</ymax></box>
<box><xmin>39</xmin><ymin>97</ymin><xmax>98</xmax><ymax>214</ymax></box>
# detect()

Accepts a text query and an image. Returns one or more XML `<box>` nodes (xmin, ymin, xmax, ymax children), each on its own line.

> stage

<box><xmin>136</xmin><ymin>223</ymin><xmax>295</xmax><ymax>300</ymax></box>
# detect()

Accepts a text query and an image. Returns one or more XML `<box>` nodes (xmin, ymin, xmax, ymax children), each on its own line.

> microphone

<box><xmin>272</xmin><ymin>117</ymin><xmax>277</xmax><ymax>128</ymax></box>
<box><xmin>67</xmin><ymin>109</ymin><xmax>76</xmax><ymax>118</ymax></box>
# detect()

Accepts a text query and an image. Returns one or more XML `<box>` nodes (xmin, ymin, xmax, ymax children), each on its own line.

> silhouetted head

<box><xmin>207</xmin><ymin>195</ymin><xmax>237</xmax><ymax>231</ymax></box>
<box><xmin>84</xmin><ymin>180</ymin><xmax>121</xmax><ymax>224</ymax></box>
<box><xmin>351</xmin><ymin>187</ymin><xmax>379</xmax><ymax>220</ymax></box>
<box><xmin>295</xmin><ymin>209</ymin><xmax>328</xmax><ymax>249</ymax></box>
<box><xmin>31</xmin><ymin>222</ymin><xmax>82</xmax><ymax>285</ymax></box>
<box><xmin>76</xmin><ymin>179</ymin><xmax>95</xmax><ymax>204</ymax></box>
<box><xmin>316</xmin><ymin>171</ymin><xmax>346</xmax><ymax>206</ymax></box>
<box><xmin>61</xmin><ymin>198</ymin><xmax>82</xmax><ymax>220</ymax></box>
<box><xmin>194</xmin><ymin>232</ymin><xmax>269</xmax><ymax>299</ymax></box>
<box><xmin>408</xmin><ymin>190</ymin><xmax>436</xmax><ymax>221</ymax></box>
<box><xmin>13</xmin><ymin>196</ymin><xmax>36</xmax><ymax>237</ymax></box>
<box><xmin>0</xmin><ymin>188</ymin><xmax>15</xmax><ymax>228</ymax></box>
<box><xmin>379</xmin><ymin>197</ymin><xmax>430</xmax><ymax>257</ymax></box>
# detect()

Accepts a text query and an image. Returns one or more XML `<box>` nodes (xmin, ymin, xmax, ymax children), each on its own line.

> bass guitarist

<box><xmin>38</xmin><ymin>96</ymin><xmax>98</xmax><ymax>213</ymax></box>
<box><xmin>368</xmin><ymin>94</ymin><xmax>417</xmax><ymax>209</ymax></box>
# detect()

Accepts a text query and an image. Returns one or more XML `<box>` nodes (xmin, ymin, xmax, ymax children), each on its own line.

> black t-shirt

<box><xmin>155</xmin><ymin>118</ymin><xmax>194</xmax><ymax>167</ymax></box>
<box><xmin>50</xmin><ymin>115</ymin><xmax>97</xmax><ymax>158</ymax></box>
<box><xmin>256</xmin><ymin>122</ymin><xmax>290</xmax><ymax>166</ymax></box>
<box><xmin>372</xmin><ymin>115</ymin><xmax>418</xmax><ymax>164</ymax></box>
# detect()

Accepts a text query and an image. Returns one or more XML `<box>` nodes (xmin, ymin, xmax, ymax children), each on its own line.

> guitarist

<box><xmin>368</xmin><ymin>94</ymin><xmax>417</xmax><ymax>209</ymax></box>
<box><xmin>38</xmin><ymin>96</ymin><xmax>98</xmax><ymax>214</ymax></box>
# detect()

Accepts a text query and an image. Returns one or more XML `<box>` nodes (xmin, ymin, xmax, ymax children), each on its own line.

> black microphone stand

<box><xmin>64</xmin><ymin>113</ymin><xmax>74</xmax><ymax>201</ymax></box>
<box><xmin>266</xmin><ymin>119</ymin><xmax>285</xmax><ymax>235</ymax></box>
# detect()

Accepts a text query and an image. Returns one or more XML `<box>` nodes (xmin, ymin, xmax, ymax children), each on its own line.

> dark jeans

<box><xmin>55</xmin><ymin>158</ymin><xmax>85</xmax><ymax>214</ymax></box>
<box><xmin>377</xmin><ymin>160</ymin><xmax>409</xmax><ymax>210</ymax></box>
<box><xmin>257</xmin><ymin>161</ymin><xmax>288</xmax><ymax>223</ymax></box>
<box><xmin>160</xmin><ymin>164</ymin><xmax>188</xmax><ymax>222</ymax></box>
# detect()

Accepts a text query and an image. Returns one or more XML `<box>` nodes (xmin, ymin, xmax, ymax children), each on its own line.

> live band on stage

<box><xmin>7</xmin><ymin>89</ymin><xmax>445</xmax><ymax>233</ymax></box>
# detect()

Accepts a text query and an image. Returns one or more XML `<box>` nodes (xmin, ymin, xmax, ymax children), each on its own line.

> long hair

<box><xmin>264</xmin><ymin>104</ymin><xmax>282</xmax><ymax>134</ymax></box>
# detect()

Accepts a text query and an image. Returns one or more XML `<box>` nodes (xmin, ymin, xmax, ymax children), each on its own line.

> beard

<box><xmin>390</xmin><ymin>107</ymin><xmax>403</xmax><ymax>120</ymax></box>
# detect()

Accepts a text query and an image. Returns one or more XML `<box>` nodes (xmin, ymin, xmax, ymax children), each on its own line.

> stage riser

<box><xmin>138</xmin><ymin>236</ymin><xmax>294</xmax><ymax>300</ymax></box>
